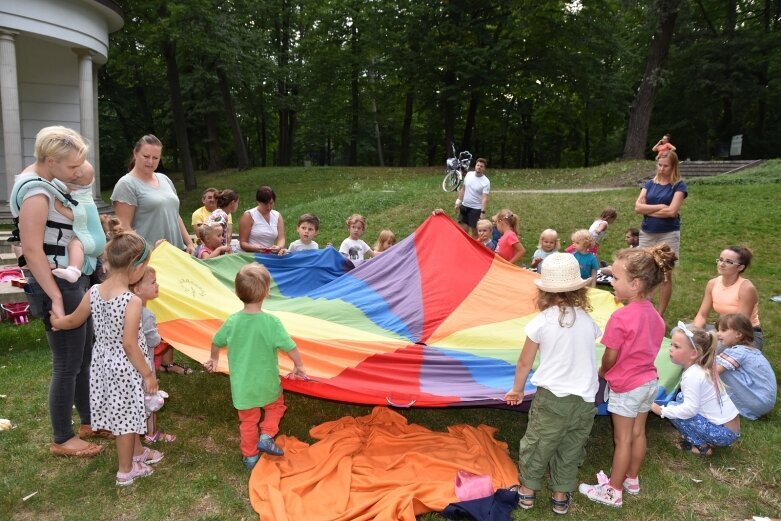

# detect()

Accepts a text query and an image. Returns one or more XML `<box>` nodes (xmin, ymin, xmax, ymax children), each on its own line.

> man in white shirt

<box><xmin>454</xmin><ymin>157</ymin><xmax>490</xmax><ymax>238</ymax></box>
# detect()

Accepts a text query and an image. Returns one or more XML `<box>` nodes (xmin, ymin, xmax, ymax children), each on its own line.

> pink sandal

<box><xmin>133</xmin><ymin>446</ymin><xmax>164</xmax><ymax>465</ymax></box>
<box><xmin>116</xmin><ymin>461</ymin><xmax>153</xmax><ymax>486</ymax></box>
<box><xmin>144</xmin><ymin>431</ymin><xmax>176</xmax><ymax>443</ymax></box>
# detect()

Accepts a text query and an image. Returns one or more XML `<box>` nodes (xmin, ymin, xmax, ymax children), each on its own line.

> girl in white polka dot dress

<box><xmin>51</xmin><ymin>228</ymin><xmax>161</xmax><ymax>486</ymax></box>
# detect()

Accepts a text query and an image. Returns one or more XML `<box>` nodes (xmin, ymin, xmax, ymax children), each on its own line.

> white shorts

<box><xmin>607</xmin><ymin>379</ymin><xmax>658</xmax><ymax>418</ymax></box>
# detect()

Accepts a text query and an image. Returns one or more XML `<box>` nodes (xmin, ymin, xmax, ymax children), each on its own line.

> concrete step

<box><xmin>0</xmin><ymin>252</ymin><xmax>19</xmax><ymax>266</ymax></box>
<box><xmin>679</xmin><ymin>160</ymin><xmax>763</xmax><ymax>177</ymax></box>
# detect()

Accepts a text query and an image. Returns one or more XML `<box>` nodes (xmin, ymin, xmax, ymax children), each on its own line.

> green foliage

<box><xmin>99</xmin><ymin>0</ymin><xmax>781</xmax><ymax>183</ymax></box>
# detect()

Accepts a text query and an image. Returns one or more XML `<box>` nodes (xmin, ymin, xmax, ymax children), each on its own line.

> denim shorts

<box><xmin>607</xmin><ymin>379</ymin><xmax>658</xmax><ymax>417</ymax></box>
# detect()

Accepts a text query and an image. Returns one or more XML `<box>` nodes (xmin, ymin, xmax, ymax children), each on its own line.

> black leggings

<box><xmin>27</xmin><ymin>275</ymin><xmax>93</xmax><ymax>444</ymax></box>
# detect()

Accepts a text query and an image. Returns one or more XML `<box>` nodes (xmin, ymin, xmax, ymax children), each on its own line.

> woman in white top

<box><xmin>111</xmin><ymin>135</ymin><xmax>195</xmax><ymax>254</ymax></box>
<box><xmin>239</xmin><ymin>185</ymin><xmax>286</xmax><ymax>253</ymax></box>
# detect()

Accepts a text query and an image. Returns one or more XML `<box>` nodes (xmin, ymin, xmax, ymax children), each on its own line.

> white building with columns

<box><xmin>0</xmin><ymin>0</ymin><xmax>123</xmax><ymax>220</ymax></box>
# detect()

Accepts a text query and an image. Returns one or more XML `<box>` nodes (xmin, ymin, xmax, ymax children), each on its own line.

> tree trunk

<box><xmin>622</xmin><ymin>0</ymin><xmax>682</xmax><ymax>160</ymax></box>
<box><xmin>371</xmin><ymin>96</ymin><xmax>384</xmax><ymax>166</ymax></box>
<box><xmin>162</xmin><ymin>39</ymin><xmax>196</xmax><ymax>191</ymax></box>
<box><xmin>399</xmin><ymin>91</ymin><xmax>414</xmax><ymax>167</ymax></box>
<box><xmin>348</xmin><ymin>23</ymin><xmax>360</xmax><ymax>166</ymax></box>
<box><xmin>349</xmin><ymin>75</ymin><xmax>359</xmax><ymax>166</ymax></box>
<box><xmin>460</xmin><ymin>91</ymin><xmax>479</xmax><ymax>152</ymax></box>
<box><xmin>275</xmin><ymin>4</ymin><xmax>294</xmax><ymax>166</ymax></box>
<box><xmin>216</xmin><ymin>67</ymin><xmax>249</xmax><ymax>170</ymax></box>
<box><xmin>443</xmin><ymin>69</ymin><xmax>456</xmax><ymax>157</ymax></box>
<box><xmin>206</xmin><ymin>115</ymin><xmax>222</xmax><ymax>172</ymax></box>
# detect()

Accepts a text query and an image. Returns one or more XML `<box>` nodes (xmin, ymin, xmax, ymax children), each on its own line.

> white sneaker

<box><xmin>578</xmin><ymin>482</ymin><xmax>623</xmax><ymax>508</ymax></box>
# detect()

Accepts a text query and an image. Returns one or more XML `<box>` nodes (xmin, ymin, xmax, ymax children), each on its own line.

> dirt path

<box><xmin>493</xmin><ymin>187</ymin><xmax>627</xmax><ymax>194</ymax></box>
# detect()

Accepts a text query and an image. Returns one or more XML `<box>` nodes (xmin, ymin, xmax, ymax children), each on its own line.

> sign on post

<box><xmin>730</xmin><ymin>135</ymin><xmax>743</xmax><ymax>157</ymax></box>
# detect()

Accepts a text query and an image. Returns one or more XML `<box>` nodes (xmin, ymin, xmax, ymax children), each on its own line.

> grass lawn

<box><xmin>1</xmin><ymin>160</ymin><xmax>780</xmax><ymax>520</ymax></box>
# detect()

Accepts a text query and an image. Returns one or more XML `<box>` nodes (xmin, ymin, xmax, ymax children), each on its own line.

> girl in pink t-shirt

<box><xmin>493</xmin><ymin>209</ymin><xmax>525</xmax><ymax>264</ymax></box>
<box><xmin>579</xmin><ymin>244</ymin><xmax>677</xmax><ymax>508</ymax></box>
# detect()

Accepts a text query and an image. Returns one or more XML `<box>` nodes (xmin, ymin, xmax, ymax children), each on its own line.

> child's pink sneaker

<box><xmin>578</xmin><ymin>482</ymin><xmax>623</xmax><ymax>508</ymax></box>
<box><xmin>623</xmin><ymin>475</ymin><xmax>640</xmax><ymax>495</ymax></box>
<box><xmin>116</xmin><ymin>461</ymin><xmax>154</xmax><ymax>487</ymax></box>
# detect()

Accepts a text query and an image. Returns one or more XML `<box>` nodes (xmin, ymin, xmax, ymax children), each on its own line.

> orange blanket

<box><xmin>249</xmin><ymin>407</ymin><xmax>519</xmax><ymax>521</ymax></box>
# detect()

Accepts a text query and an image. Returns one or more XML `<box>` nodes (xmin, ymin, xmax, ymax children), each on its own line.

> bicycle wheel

<box><xmin>441</xmin><ymin>170</ymin><xmax>461</xmax><ymax>192</ymax></box>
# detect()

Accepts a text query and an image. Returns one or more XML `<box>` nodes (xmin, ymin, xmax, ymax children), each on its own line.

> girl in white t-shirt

<box><xmin>338</xmin><ymin>214</ymin><xmax>374</xmax><ymax>265</ymax></box>
<box><xmin>651</xmin><ymin>323</ymin><xmax>740</xmax><ymax>457</ymax></box>
<box><xmin>504</xmin><ymin>253</ymin><xmax>600</xmax><ymax>515</ymax></box>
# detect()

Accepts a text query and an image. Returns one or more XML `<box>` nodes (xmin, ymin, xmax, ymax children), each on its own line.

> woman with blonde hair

<box><xmin>634</xmin><ymin>151</ymin><xmax>688</xmax><ymax>317</ymax></box>
<box><xmin>11</xmin><ymin>126</ymin><xmax>103</xmax><ymax>457</ymax></box>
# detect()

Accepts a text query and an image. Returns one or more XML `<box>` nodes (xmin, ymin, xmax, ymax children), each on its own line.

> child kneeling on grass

<box><xmin>204</xmin><ymin>263</ymin><xmax>306</xmax><ymax>469</ymax></box>
<box><xmin>650</xmin><ymin>323</ymin><xmax>740</xmax><ymax>458</ymax></box>
<box><xmin>504</xmin><ymin>253</ymin><xmax>600</xmax><ymax>515</ymax></box>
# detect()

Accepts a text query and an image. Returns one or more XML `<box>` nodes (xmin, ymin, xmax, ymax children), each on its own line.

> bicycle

<box><xmin>441</xmin><ymin>145</ymin><xmax>473</xmax><ymax>192</ymax></box>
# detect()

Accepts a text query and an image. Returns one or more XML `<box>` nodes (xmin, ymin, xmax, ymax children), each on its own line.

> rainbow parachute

<box><xmin>149</xmin><ymin>214</ymin><xmax>681</xmax><ymax>410</ymax></box>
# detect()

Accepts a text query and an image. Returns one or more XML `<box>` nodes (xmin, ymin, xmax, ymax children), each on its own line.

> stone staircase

<box><xmin>678</xmin><ymin>159</ymin><xmax>763</xmax><ymax>177</ymax></box>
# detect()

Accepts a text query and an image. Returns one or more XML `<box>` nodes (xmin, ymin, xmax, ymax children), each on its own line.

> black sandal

<box><xmin>511</xmin><ymin>485</ymin><xmax>536</xmax><ymax>510</ymax></box>
<box><xmin>550</xmin><ymin>492</ymin><xmax>573</xmax><ymax>515</ymax></box>
<box><xmin>161</xmin><ymin>362</ymin><xmax>192</xmax><ymax>375</ymax></box>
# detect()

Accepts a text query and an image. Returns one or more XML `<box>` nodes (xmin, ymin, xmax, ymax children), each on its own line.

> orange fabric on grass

<box><xmin>248</xmin><ymin>406</ymin><xmax>518</xmax><ymax>521</ymax></box>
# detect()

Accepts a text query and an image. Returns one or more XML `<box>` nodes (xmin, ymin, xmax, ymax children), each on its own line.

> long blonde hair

<box><xmin>654</xmin><ymin>150</ymin><xmax>681</xmax><ymax>184</ymax></box>
<box><xmin>536</xmin><ymin>288</ymin><xmax>592</xmax><ymax>327</ymax></box>
<box><xmin>374</xmin><ymin>230</ymin><xmax>396</xmax><ymax>252</ymax></box>
<box><xmin>673</xmin><ymin>324</ymin><xmax>723</xmax><ymax>392</ymax></box>
<box><xmin>613</xmin><ymin>243</ymin><xmax>677</xmax><ymax>297</ymax></box>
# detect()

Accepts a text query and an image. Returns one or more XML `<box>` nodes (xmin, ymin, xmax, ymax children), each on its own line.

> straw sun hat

<box><xmin>534</xmin><ymin>252</ymin><xmax>590</xmax><ymax>293</ymax></box>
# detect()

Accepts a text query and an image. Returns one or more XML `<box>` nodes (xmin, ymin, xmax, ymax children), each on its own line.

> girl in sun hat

<box><xmin>504</xmin><ymin>253</ymin><xmax>600</xmax><ymax>515</ymax></box>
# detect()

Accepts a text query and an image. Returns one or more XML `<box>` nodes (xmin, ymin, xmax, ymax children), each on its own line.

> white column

<box><xmin>74</xmin><ymin>48</ymin><xmax>101</xmax><ymax>200</ymax></box>
<box><xmin>0</xmin><ymin>29</ymin><xmax>22</xmax><ymax>201</ymax></box>
<box><xmin>75</xmin><ymin>49</ymin><xmax>95</xmax><ymax>166</ymax></box>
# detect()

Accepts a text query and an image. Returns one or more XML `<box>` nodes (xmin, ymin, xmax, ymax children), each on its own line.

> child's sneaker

<box><xmin>243</xmin><ymin>454</ymin><xmax>260</xmax><ymax>469</ymax></box>
<box><xmin>257</xmin><ymin>435</ymin><xmax>284</xmax><ymax>456</ymax></box>
<box><xmin>623</xmin><ymin>475</ymin><xmax>640</xmax><ymax>495</ymax></box>
<box><xmin>116</xmin><ymin>461</ymin><xmax>154</xmax><ymax>487</ymax></box>
<box><xmin>133</xmin><ymin>447</ymin><xmax>164</xmax><ymax>465</ymax></box>
<box><xmin>578</xmin><ymin>483</ymin><xmax>623</xmax><ymax>508</ymax></box>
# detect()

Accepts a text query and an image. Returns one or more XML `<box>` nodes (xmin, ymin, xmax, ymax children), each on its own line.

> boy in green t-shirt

<box><xmin>204</xmin><ymin>263</ymin><xmax>306</xmax><ymax>469</ymax></box>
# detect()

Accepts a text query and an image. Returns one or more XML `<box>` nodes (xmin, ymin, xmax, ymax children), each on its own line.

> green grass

<box><xmin>2</xmin><ymin>160</ymin><xmax>780</xmax><ymax>520</ymax></box>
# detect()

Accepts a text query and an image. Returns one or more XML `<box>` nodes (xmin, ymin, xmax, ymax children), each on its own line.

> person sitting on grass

<box><xmin>530</xmin><ymin>229</ymin><xmax>560</xmax><ymax>271</ymax></box>
<box><xmin>204</xmin><ymin>263</ymin><xmax>307</xmax><ymax>470</ymax></box>
<box><xmin>191</xmin><ymin>187</ymin><xmax>220</xmax><ymax>238</ymax></box>
<box><xmin>569</xmin><ymin>229</ymin><xmax>598</xmax><ymax>287</ymax></box>
<box><xmin>206</xmin><ymin>189</ymin><xmax>240</xmax><ymax>247</ymax></box>
<box><xmin>650</xmin><ymin>323</ymin><xmax>740</xmax><ymax>458</ymax></box>
<box><xmin>715</xmin><ymin>314</ymin><xmax>777</xmax><ymax>421</ymax></box>
<box><xmin>196</xmin><ymin>222</ymin><xmax>230</xmax><ymax>260</ymax></box>
<box><xmin>596</xmin><ymin>227</ymin><xmax>640</xmax><ymax>283</ymax></box>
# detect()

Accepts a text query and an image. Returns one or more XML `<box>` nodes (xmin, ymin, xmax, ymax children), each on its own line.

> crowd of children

<box><xmin>39</xmin><ymin>176</ymin><xmax>775</xmax><ymax>510</ymax></box>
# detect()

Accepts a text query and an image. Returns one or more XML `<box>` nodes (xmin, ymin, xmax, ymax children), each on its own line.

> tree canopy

<box><xmin>99</xmin><ymin>0</ymin><xmax>781</xmax><ymax>187</ymax></box>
